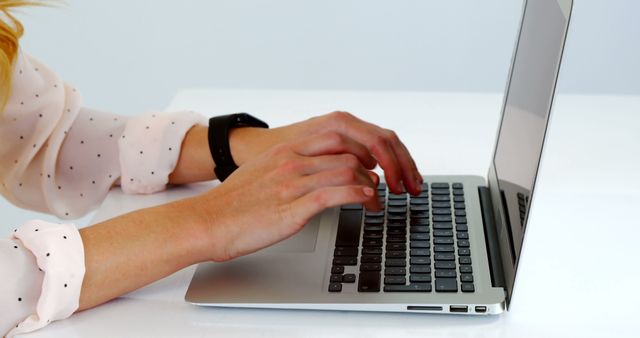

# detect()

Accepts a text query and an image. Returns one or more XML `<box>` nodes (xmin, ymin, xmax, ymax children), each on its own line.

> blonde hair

<box><xmin>1</xmin><ymin>1</ymin><xmax>45</xmax><ymax>112</ymax></box>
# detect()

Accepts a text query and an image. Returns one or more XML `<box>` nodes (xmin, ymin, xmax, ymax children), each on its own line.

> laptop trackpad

<box><xmin>259</xmin><ymin>215</ymin><xmax>320</xmax><ymax>253</ymax></box>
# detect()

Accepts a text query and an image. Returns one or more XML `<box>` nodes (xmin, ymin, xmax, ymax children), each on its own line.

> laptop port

<box><xmin>475</xmin><ymin>306</ymin><xmax>487</xmax><ymax>313</ymax></box>
<box><xmin>449</xmin><ymin>305</ymin><xmax>468</xmax><ymax>313</ymax></box>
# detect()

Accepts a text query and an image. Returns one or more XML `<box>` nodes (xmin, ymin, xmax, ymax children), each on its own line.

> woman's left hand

<box><xmin>230</xmin><ymin>111</ymin><xmax>423</xmax><ymax>195</ymax></box>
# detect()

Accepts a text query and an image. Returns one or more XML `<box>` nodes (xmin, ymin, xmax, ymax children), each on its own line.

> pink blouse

<box><xmin>0</xmin><ymin>51</ymin><xmax>207</xmax><ymax>337</ymax></box>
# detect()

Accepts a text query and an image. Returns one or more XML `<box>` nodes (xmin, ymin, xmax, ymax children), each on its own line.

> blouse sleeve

<box><xmin>0</xmin><ymin>50</ymin><xmax>207</xmax><ymax>336</ymax></box>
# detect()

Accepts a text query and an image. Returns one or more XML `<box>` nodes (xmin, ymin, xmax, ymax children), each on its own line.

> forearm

<box><xmin>77</xmin><ymin>198</ymin><xmax>208</xmax><ymax>311</ymax></box>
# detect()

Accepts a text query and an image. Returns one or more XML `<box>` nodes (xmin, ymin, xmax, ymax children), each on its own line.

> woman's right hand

<box><xmin>188</xmin><ymin>131</ymin><xmax>383</xmax><ymax>262</ymax></box>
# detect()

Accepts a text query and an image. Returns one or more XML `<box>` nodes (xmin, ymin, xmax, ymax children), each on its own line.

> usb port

<box><xmin>449</xmin><ymin>305</ymin><xmax>468</xmax><ymax>313</ymax></box>
<box><xmin>475</xmin><ymin>306</ymin><xmax>487</xmax><ymax>313</ymax></box>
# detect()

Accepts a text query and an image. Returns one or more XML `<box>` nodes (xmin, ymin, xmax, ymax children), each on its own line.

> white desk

<box><xmin>28</xmin><ymin>90</ymin><xmax>640</xmax><ymax>338</ymax></box>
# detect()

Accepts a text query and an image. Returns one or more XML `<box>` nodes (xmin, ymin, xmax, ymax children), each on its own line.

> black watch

<box><xmin>208</xmin><ymin>113</ymin><xmax>269</xmax><ymax>181</ymax></box>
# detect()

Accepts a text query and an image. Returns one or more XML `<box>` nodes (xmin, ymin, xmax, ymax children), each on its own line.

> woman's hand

<box><xmin>189</xmin><ymin>131</ymin><xmax>382</xmax><ymax>262</ymax></box>
<box><xmin>230</xmin><ymin>111</ymin><xmax>422</xmax><ymax>195</ymax></box>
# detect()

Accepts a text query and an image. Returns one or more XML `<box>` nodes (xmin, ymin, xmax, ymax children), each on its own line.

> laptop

<box><xmin>185</xmin><ymin>0</ymin><xmax>573</xmax><ymax>314</ymax></box>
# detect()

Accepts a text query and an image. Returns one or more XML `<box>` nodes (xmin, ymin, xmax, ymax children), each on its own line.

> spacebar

<box><xmin>335</xmin><ymin>210</ymin><xmax>363</xmax><ymax>247</ymax></box>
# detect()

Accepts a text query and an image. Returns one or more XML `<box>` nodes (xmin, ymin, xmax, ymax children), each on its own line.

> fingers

<box><xmin>292</xmin><ymin>131</ymin><xmax>378</xmax><ymax>170</ymax></box>
<box><xmin>288</xmin><ymin>185</ymin><xmax>375</xmax><ymax>225</ymax></box>
<box><xmin>328</xmin><ymin>113</ymin><xmax>422</xmax><ymax>194</ymax></box>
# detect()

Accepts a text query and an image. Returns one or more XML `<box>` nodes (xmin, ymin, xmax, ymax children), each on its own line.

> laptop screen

<box><xmin>490</xmin><ymin>0</ymin><xmax>571</xmax><ymax>298</ymax></box>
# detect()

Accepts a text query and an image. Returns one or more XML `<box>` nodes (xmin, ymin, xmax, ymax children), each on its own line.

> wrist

<box><xmin>228</xmin><ymin>127</ymin><xmax>272</xmax><ymax>166</ymax></box>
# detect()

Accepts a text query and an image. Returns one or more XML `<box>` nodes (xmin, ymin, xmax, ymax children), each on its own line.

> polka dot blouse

<box><xmin>0</xmin><ymin>50</ymin><xmax>207</xmax><ymax>337</ymax></box>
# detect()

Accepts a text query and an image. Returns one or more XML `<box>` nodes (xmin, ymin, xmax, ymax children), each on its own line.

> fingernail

<box><xmin>363</xmin><ymin>187</ymin><xmax>375</xmax><ymax>197</ymax></box>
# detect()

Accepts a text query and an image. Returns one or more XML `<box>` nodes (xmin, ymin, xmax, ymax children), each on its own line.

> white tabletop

<box><xmin>29</xmin><ymin>89</ymin><xmax>640</xmax><ymax>337</ymax></box>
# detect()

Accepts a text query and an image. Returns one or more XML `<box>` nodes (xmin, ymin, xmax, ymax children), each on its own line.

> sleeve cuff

<box><xmin>118</xmin><ymin>110</ymin><xmax>208</xmax><ymax>194</ymax></box>
<box><xmin>8</xmin><ymin>220</ymin><xmax>85</xmax><ymax>337</ymax></box>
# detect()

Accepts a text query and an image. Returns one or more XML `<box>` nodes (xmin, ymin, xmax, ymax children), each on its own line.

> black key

<box><xmin>456</xmin><ymin>225</ymin><xmax>469</xmax><ymax>232</ymax></box>
<box><xmin>386</xmin><ymin>251</ymin><xmax>406</xmax><ymax>259</ymax></box>
<box><xmin>343</xmin><ymin>273</ymin><xmax>356</xmax><ymax>283</ymax></box>
<box><xmin>456</xmin><ymin>232</ymin><xmax>469</xmax><ymax>239</ymax></box>
<box><xmin>410</xmin><ymin>233</ymin><xmax>430</xmax><ymax>241</ymax></box>
<box><xmin>434</xmin><ymin>245</ymin><xmax>454</xmax><ymax>252</ymax></box>
<box><xmin>341</xmin><ymin>204</ymin><xmax>362</xmax><ymax>210</ymax></box>
<box><xmin>365</xmin><ymin>210</ymin><xmax>385</xmax><ymax>217</ymax></box>
<box><xmin>333</xmin><ymin>257</ymin><xmax>357</xmax><ymax>266</ymax></box>
<box><xmin>388</xmin><ymin>200</ymin><xmax>407</xmax><ymax>207</ymax></box>
<box><xmin>458</xmin><ymin>240</ymin><xmax>470</xmax><ymax>247</ymax></box>
<box><xmin>335</xmin><ymin>210</ymin><xmax>363</xmax><ymax>247</ymax></box>
<box><xmin>385</xmin><ymin>259</ymin><xmax>406</xmax><ymax>267</ymax></box>
<box><xmin>431</xmin><ymin>183</ymin><xmax>450</xmax><ymax>189</ymax></box>
<box><xmin>460</xmin><ymin>274</ymin><xmax>474</xmax><ymax>282</ymax></box>
<box><xmin>388</xmin><ymin>193</ymin><xmax>407</xmax><ymax>200</ymax></box>
<box><xmin>434</xmin><ymin>230</ymin><xmax>454</xmax><ymax>237</ymax></box>
<box><xmin>378</xmin><ymin>182</ymin><xmax>388</xmax><ymax>190</ymax></box>
<box><xmin>364</xmin><ymin>225</ymin><xmax>384</xmax><ymax>232</ymax></box>
<box><xmin>388</xmin><ymin>207</ymin><xmax>407</xmax><ymax>214</ymax></box>
<box><xmin>410</xmin><ymin>241</ymin><xmax>430</xmax><ymax>248</ymax></box>
<box><xmin>364</xmin><ymin>217</ymin><xmax>384</xmax><ymax>225</ymax></box>
<box><xmin>432</xmin><ymin>201</ymin><xmax>451</xmax><ymax>208</ymax></box>
<box><xmin>385</xmin><ymin>267</ymin><xmax>406</xmax><ymax>276</ymax></box>
<box><xmin>420</xmin><ymin>182</ymin><xmax>430</xmax><ymax>190</ymax></box>
<box><xmin>386</xmin><ymin>243</ymin><xmax>406</xmax><ymax>251</ymax></box>
<box><xmin>433</xmin><ymin>222</ymin><xmax>453</xmax><ymax>229</ymax></box>
<box><xmin>386</xmin><ymin>235</ymin><xmax>406</xmax><ymax>243</ymax></box>
<box><xmin>330</xmin><ymin>274</ymin><xmax>343</xmax><ymax>282</ymax></box>
<box><xmin>410</xmin><ymin>205</ymin><xmax>429</xmax><ymax>212</ymax></box>
<box><xmin>361</xmin><ymin>255</ymin><xmax>382</xmax><ymax>263</ymax></box>
<box><xmin>410</xmin><ymin>265</ymin><xmax>431</xmax><ymax>274</ymax></box>
<box><xmin>360</xmin><ymin>263</ymin><xmax>382</xmax><ymax>271</ymax></box>
<box><xmin>331</xmin><ymin>266</ymin><xmax>344</xmax><ymax>274</ymax></box>
<box><xmin>410</xmin><ymin>274</ymin><xmax>432</xmax><ymax>283</ymax></box>
<box><xmin>387</xmin><ymin>214</ymin><xmax>407</xmax><ymax>221</ymax></box>
<box><xmin>452</xmin><ymin>189</ymin><xmax>464</xmax><ymax>196</ymax></box>
<box><xmin>435</xmin><ymin>261</ymin><xmax>456</xmax><ymax>269</ymax></box>
<box><xmin>363</xmin><ymin>239</ymin><xmax>383</xmax><ymax>247</ymax></box>
<box><xmin>387</xmin><ymin>222</ymin><xmax>407</xmax><ymax>228</ymax></box>
<box><xmin>453</xmin><ymin>196</ymin><xmax>465</xmax><ymax>202</ymax></box>
<box><xmin>432</xmin><ymin>195</ymin><xmax>450</xmax><ymax>202</ymax></box>
<box><xmin>461</xmin><ymin>283</ymin><xmax>475</xmax><ymax>292</ymax></box>
<box><xmin>384</xmin><ymin>276</ymin><xmax>406</xmax><ymax>285</ymax></box>
<box><xmin>410</xmin><ymin>226</ymin><xmax>429</xmax><ymax>233</ymax></box>
<box><xmin>334</xmin><ymin>247</ymin><xmax>358</xmax><ymax>257</ymax></box>
<box><xmin>410</xmin><ymin>198</ymin><xmax>429</xmax><ymax>205</ymax></box>
<box><xmin>416</xmin><ymin>191</ymin><xmax>429</xmax><ymax>198</ymax></box>
<box><xmin>410</xmin><ymin>257</ymin><xmax>431</xmax><ymax>265</ymax></box>
<box><xmin>358</xmin><ymin>271</ymin><xmax>381</xmax><ymax>292</ymax></box>
<box><xmin>435</xmin><ymin>270</ymin><xmax>456</xmax><ymax>278</ymax></box>
<box><xmin>455</xmin><ymin>210</ymin><xmax>467</xmax><ymax>217</ymax></box>
<box><xmin>387</xmin><ymin>228</ymin><xmax>406</xmax><ymax>236</ymax></box>
<box><xmin>458</xmin><ymin>248</ymin><xmax>471</xmax><ymax>256</ymax></box>
<box><xmin>460</xmin><ymin>265</ymin><xmax>473</xmax><ymax>273</ymax></box>
<box><xmin>435</xmin><ymin>253</ymin><xmax>455</xmax><ymax>261</ymax></box>
<box><xmin>410</xmin><ymin>249</ymin><xmax>430</xmax><ymax>256</ymax></box>
<box><xmin>433</xmin><ymin>215</ymin><xmax>452</xmax><ymax>222</ymax></box>
<box><xmin>328</xmin><ymin>282</ymin><xmax>342</xmax><ymax>292</ymax></box>
<box><xmin>384</xmin><ymin>283</ymin><xmax>431</xmax><ymax>292</ymax></box>
<box><xmin>410</xmin><ymin>212</ymin><xmax>430</xmax><ymax>219</ymax></box>
<box><xmin>434</xmin><ymin>237</ymin><xmax>454</xmax><ymax>245</ymax></box>
<box><xmin>455</xmin><ymin>217</ymin><xmax>467</xmax><ymax>224</ymax></box>
<box><xmin>454</xmin><ymin>202</ymin><xmax>466</xmax><ymax>209</ymax></box>
<box><xmin>431</xmin><ymin>189</ymin><xmax>451</xmax><ymax>195</ymax></box>
<box><xmin>435</xmin><ymin>278</ymin><xmax>458</xmax><ymax>292</ymax></box>
<box><xmin>409</xmin><ymin>217</ymin><xmax>429</xmax><ymax>225</ymax></box>
<box><xmin>432</xmin><ymin>208</ymin><xmax>452</xmax><ymax>215</ymax></box>
<box><xmin>363</xmin><ymin>232</ymin><xmax>383</xmax><ymax>240</ymax></box>
<box><xmin>459</xmin><ymin>256</ymin><xmax>472</xmax><ymax>265</ymax></box>
<box><xmin>452</xmin><ymin>183</ymin><xmax>463</xmax><ymax>189</ymax></box>
<box><xmin>362</xmin><ymin>247</ymin><xmax>383</xmax><ymax>255</ymax></box>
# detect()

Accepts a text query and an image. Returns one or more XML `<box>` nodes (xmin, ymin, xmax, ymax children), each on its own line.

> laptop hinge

<box><xmin>478</xmin><ymin>186</ymin><xmax>506</xmax><ymax>289</ymax></box>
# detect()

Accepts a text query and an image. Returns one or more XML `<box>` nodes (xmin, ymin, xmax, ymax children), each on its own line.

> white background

<box><xmin>2</xmin><ymin>0</ymin><xmax>639</xmax><ymax>227</ymax></box>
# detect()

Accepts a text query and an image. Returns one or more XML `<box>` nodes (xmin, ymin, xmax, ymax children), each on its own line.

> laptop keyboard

<box><xmin>328</xmin><ymin>182</ymin><xmax>475</xmax><ymax>293</ymax></box>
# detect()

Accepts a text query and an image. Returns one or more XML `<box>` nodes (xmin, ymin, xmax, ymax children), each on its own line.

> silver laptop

<box><xmin>186</xmin><ymin>0</ymin><xmax>573</xmax><ymax>314</ymax></box>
